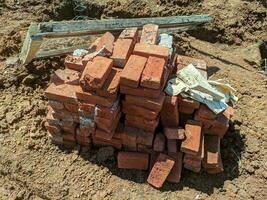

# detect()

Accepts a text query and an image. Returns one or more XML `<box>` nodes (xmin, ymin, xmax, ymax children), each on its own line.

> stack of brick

<box><xmin>43</xmin><ymin>24</ymin><xmax>234</xmax><ymax>189</ymax></box>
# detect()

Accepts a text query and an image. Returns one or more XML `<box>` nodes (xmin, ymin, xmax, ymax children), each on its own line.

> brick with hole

<box><xmin>118</xmin><ymin>151</ymin><xmax>149</xmax><ymax>170</ymax></box>
<box><xmin>140</xmin><ymin>56</ymin><xmax>165</xmax><ymax>89</ymax></box>
<box><xmin>111</xmin><ymin>39</ymin><xmax>135</xmax><ymax>68</ymax></box>
<box><xmin>120</xmin><ymin>55</ymin><xmax>147</xmax><ymax>88</ymax></box>
<box><xmin>147</xmin><ymin>153</ymin><xmax>175</xmax><ymax>188</ymax></box>
<box><xmin>64</xmin><ymin>55</ymin><xmax>84</xmax><ymax>71</ymax></box>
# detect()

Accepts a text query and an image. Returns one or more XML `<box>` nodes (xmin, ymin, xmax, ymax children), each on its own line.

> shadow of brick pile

<box><xmin>44</xmin><ymin>24</ymin><xmax>234</xmax><ymax>189</ymax></box>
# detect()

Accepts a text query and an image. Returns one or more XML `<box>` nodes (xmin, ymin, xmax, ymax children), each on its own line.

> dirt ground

<box><xmin>0</xmin><ymin>0</ymin><xmax>267</xmax><ymax>199</ymax></box>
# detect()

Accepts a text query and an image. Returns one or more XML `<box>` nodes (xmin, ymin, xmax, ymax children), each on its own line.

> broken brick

<box><xmin>140</xmin><ymin>24</ymin><xmax>158</xmax><ymax>45</ymax></box>
<box><xmin>176</xmin><ymin>55</ymin><xmax>207</xmax><ymax>71</ymax></box>
<box><xmin>161</xmin><ymin>96</ymin><xmax>179</xmax><ymax>127</ymax></box>
<box><xmin>96</xmin><ymin>68</ymin><xmax>121</xmax><ymax>99</ymax></box>
<box><xmin>111</xmin><ymin>39</ymin><xmax>135</xmax><ymax>68</ymax></box>
<box><xmin>118</xmin><ymin>151</ymin><xmax>149</xmax><ymax>170</ymax></box>
<box><xmin>51</xmin><ymin>68</ymin><xmax>80</xmax><ymax>85</ymax></box>
<box><xmin>120</xmin><ymin>55</ymin><xmax>147</xmax><ymax>88</ymax></box>
<box><xmin>64</xmin><ymin>55</ymin><xmax>84</xmax><ymax>71</ymax></box>
<box><xmin>181</xmin><ymin>120</ymin><xmax>202</xmax><ymax>155</ymax></box>
<box><xmin>95</xmin><ymin>32</ymin><xmax>115</xmax><ymax>56</ymax></box>
<box><xmin>147</xmin><ymin>153</ymin><xmax>175</xmax><ymax>188</ymax></box>
<box><xmin>196</xmin><ymin>104</ymin><xmax>217</xmax><ymax>120</ymax></box>
<box><xmin>81</xmin><ymin>56</ymin><xmax>113</xmax><ymax>89</ymax></box>
<box><xmin>140</xmin><ymin>56</ymin><xmax>165</xmax><ymax>89</ymax></box>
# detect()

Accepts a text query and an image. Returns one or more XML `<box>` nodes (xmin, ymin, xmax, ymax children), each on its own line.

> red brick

<box><xmin>92</xmin><ymin>134</ymin><xmax>122</xmax><ymax>149</ymax></box>
<box><xmin>164</xmin><ymin>127</ymin><xmax>185</xmax><ymax>140</ymax></box>
<box><xmin>95</xmin><ymin>128</ymin><xmax>115</xmax><ymax>141</ymax></box>
<box><xmin>96</xmin><ymin>68</ymin><xmax>121</xmax><ymax>99</ymax></box>
<box><xmin>61</xmin><ymin>124</ymin><xmax>77</xmax><ymax>135</ymax></box>
<box><xmin>120</xmin><ymin>55</ymin><xmax>147</xmax><ymax>88</ymax></box>
<box><xmin>89</xmin><ymin>37</ymin><xmax>100</xmax><ymax>52</ymax></box>
<box><xmin>64</xmin><ymin>102</ymin><xmax>79</xmax><ymax>113</ymax></box>
<box><xmin>125</xmin><ymin>114</ymin><xmax>159</xmax><ymax>132</ymax></box>
<box><xmin>167</xmin><ymin>139</ymin><xmax>177</xmax><ymax>153</ymax></box>
<box><xmin>178</xmin><ymin>95</ymin><xmax>200</xmax><ymax>109</ymax></box>
<box><xmin>140</xmin><ymin>24</ymin><xmax>158</xmax><ymax>45</ymax></box>
<box><xmin>147</xmin><ymin>153</ymin><xmax>175</xmax><ymax>188</ymax></box>
<box><xmin>181</xmin><ymin>120</ymin><xmax>202</xmax><ymax>155</ymax></box>
<box><xmin>118</xmin><ymin>152</ymin><xmax>149</xmax><ymax>170</ymax></box>
<box><xmin>137</xmin><ymin>144</ymin><xmax>154</xmax><ymax>154</ymax></box>
<box><xmin>81</xmin><ymin>56</ymin><xmax>113</xmax><ymax>89</ymax></box>
<box><xmin>179</xmin><ymin>106</ymin><xmax>195</xmax><ymax>115</ymax></box>
<box><xmin>111</xmin><ymin>39</ymin><xmax>135</xmax><ymax>68</ymax></box>
<box><xmin>48</xmin><ymin>100</ymin><xmax>64</xmax><ymax>110</ymax></box>
<box><xmin>149</xmin><ymin>152</ymin><xmax>160</xmax><ymax>171</ymax></box>
<box><xmin>95</xmin><ymin>32</ymin><xmax>115</xmax><ymax>56</ymax></box>
<box><xmin>120</xmin><ymin>84</ymin><xmax>161</xmax><ymax>98</ymax></box>
<box><xmin>153</xmin><ymin>133</ymin><xmax>166</xmax><ymax>152</ymax></box>
<box><xmin>51</xmin><ymin>68</ymin><xmax>80</xmax><ymax>85</ymax></box>
<box><xmin>122</xmin><ymin>101</ymin><xmax>158</xmax><ymax>120</ymax></box>
<box><xmin>62</xmin><ymin>133</ymin><xmax>76</xmax><ymax>142</ymax></box>
<box><xmin>79</xmin><ymin>124</ymin><xmax>94</xmax><ymax>137</ymax></box>
<box><xmin>78</xmin><ymin>102</ymin><xmax>95</xmax><ymax>114</ymax></box>
<box><xmin>119</xmin><ymin>27</ymin><xmax>138</xmax><ymax>42</ymax></box>
<box><xmin>45</xmin><ymin>83</ymin><xmax>79</xmax><ymax>104</ymax></box>
<box><xmin>133</xmin><ymin>43</ymin><xmax>169</xmax><ymax>62</ymax></box>
<box><xmin>167</xmin><ymin>152</ymin><xmax>183</xmax><ymax>183</ymax></box>
<box><xmin>64</xmin><ymin>55</ymin><xmax>84</xmax><ymax>71</ymax></box>
<box><xmin>112</xmin><ymin>123</ymin><xmax>124</xmax><ymax>140</ymax></box>
<box><xmin>50</xmin><ymin>135</ymin><xmax>64</xmax><ymax>145</ymax></box>
<box><xmin>205</xmin><ymin>155</ymin><xmax>224</xmax><ymax>174</ymax></box>
<box><xmin>176</xmin><ymin>55</ymin><xmax>207</xmax><ymax>71</ymax></box>
<box><xmin>208</xmin><ymin>121</ymin><xmax>229</xmax><ymax>138</ymax></box>
<box><xmin>76</xmin><ymin>87</ymin><xmax>115</xmax><ymax>108</ymax></box>
<box><xmin>95</xmin><ymin>103</ymin><xmax>120</xmax><ymax>119</ymax></box>
<box><xmin>122</xmin><ymin>144</ymin><xmax>137</xmax><ymax>151</ymax></box>
<box><xmin>203</xmin><ymin>135</ymin><xmax>220</xmax><ymax>168</ymax></box>
<box><xmin>161</xmin><ymin>96</ymin><xmax>179</xmax><ymax>127</ymax></box>
<box><xmin>184</xmin><ymin>163</ymin><xmax>201</xmax><ymax>173</ymax></box>
<box><xmin>125</xmin><ymin>93</ymin><xmax>165</xmax><ymax>113</ymax></box>
<box><xmin>79</xmin><ymin>116</ymin><xmax>95</xmax><ymax>129</ymax></box>
<box><xmin>136</xmin><ymin>128</ymin><xmax>155</xmax><ymax>147</ymax></box>
<box><xmin>95</xmin><ymin>112</ymin><xmax>121</xmax><ymax>133</ymax></box>
<box><xmin>44</xmin><ymin>121</ymin><xmax>62</xmax><ymax>135</ymax></box>
<box><xmin>196</xmin><ymin>104</ymin><xmax>217</xmax><ymax>120</ymax></box>
<box><xmin>81</xmin><ymin>55</ymin><xmax>94</xmax><ymax>67</ymax></box>
<box><xmin>76</xmin><ymin>134</ymin><xmax>91</xmax><ymax>146</ymax></box>
<box><xmin>121</xmin><ymin>126</ymin><xmax>137</xmax><ymax>146</ymax></box>
<box><xmin>194</xmin><ymin>114</ymin><xmax>213</xmax><ymax>130</ymax></box>
<box><xmin>140</xmin><ymin>56</ymin><xmax>165</xmax><ymax>89</ymax></box>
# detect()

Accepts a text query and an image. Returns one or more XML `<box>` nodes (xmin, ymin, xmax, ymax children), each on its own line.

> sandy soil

<box><xmin>0</xmin><ymin>0</ymin><xmax>266</xmax><ymax>199</ymax></box>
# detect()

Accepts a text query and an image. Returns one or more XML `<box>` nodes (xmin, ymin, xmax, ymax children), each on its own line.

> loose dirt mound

<box><xmin>0</xmin><ymin>0</ymin><xmax>266</xmax><ymax>199</ymax></box>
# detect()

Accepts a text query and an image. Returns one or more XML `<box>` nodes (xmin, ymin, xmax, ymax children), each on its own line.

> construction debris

<box><xmin>44</xmin><ymin>24</ymin><xmax>235</xmax><ymax>189</ymax></box>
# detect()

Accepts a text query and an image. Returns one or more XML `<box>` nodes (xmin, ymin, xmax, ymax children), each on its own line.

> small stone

<box><xmin>96</xmin><ymin>146</ymin><xmax>115</xmax><ymax>162</ymax></box>
<box><xmin>262</xmin><ymin>171</ymin><xmax>267</xmax><ymax>179</ymax></box>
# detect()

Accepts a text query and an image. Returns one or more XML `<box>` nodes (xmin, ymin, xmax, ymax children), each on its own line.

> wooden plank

<box><xmin>20</xmin><ymin>23</ymin><xmax>43</xmax><ymax>64</ymax></box>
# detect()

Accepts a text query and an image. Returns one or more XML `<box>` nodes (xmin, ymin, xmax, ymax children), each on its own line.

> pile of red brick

<box><xmin>44</xmin><ymin>24</ymin><xmax>234</xmax><ymax>188</ymax></box>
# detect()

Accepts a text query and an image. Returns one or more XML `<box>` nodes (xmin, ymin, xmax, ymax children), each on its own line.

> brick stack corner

<box><xmin>44</xmin><ymin>24</ymin><xmax>234</xmax><ymax>189</ymax></box>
